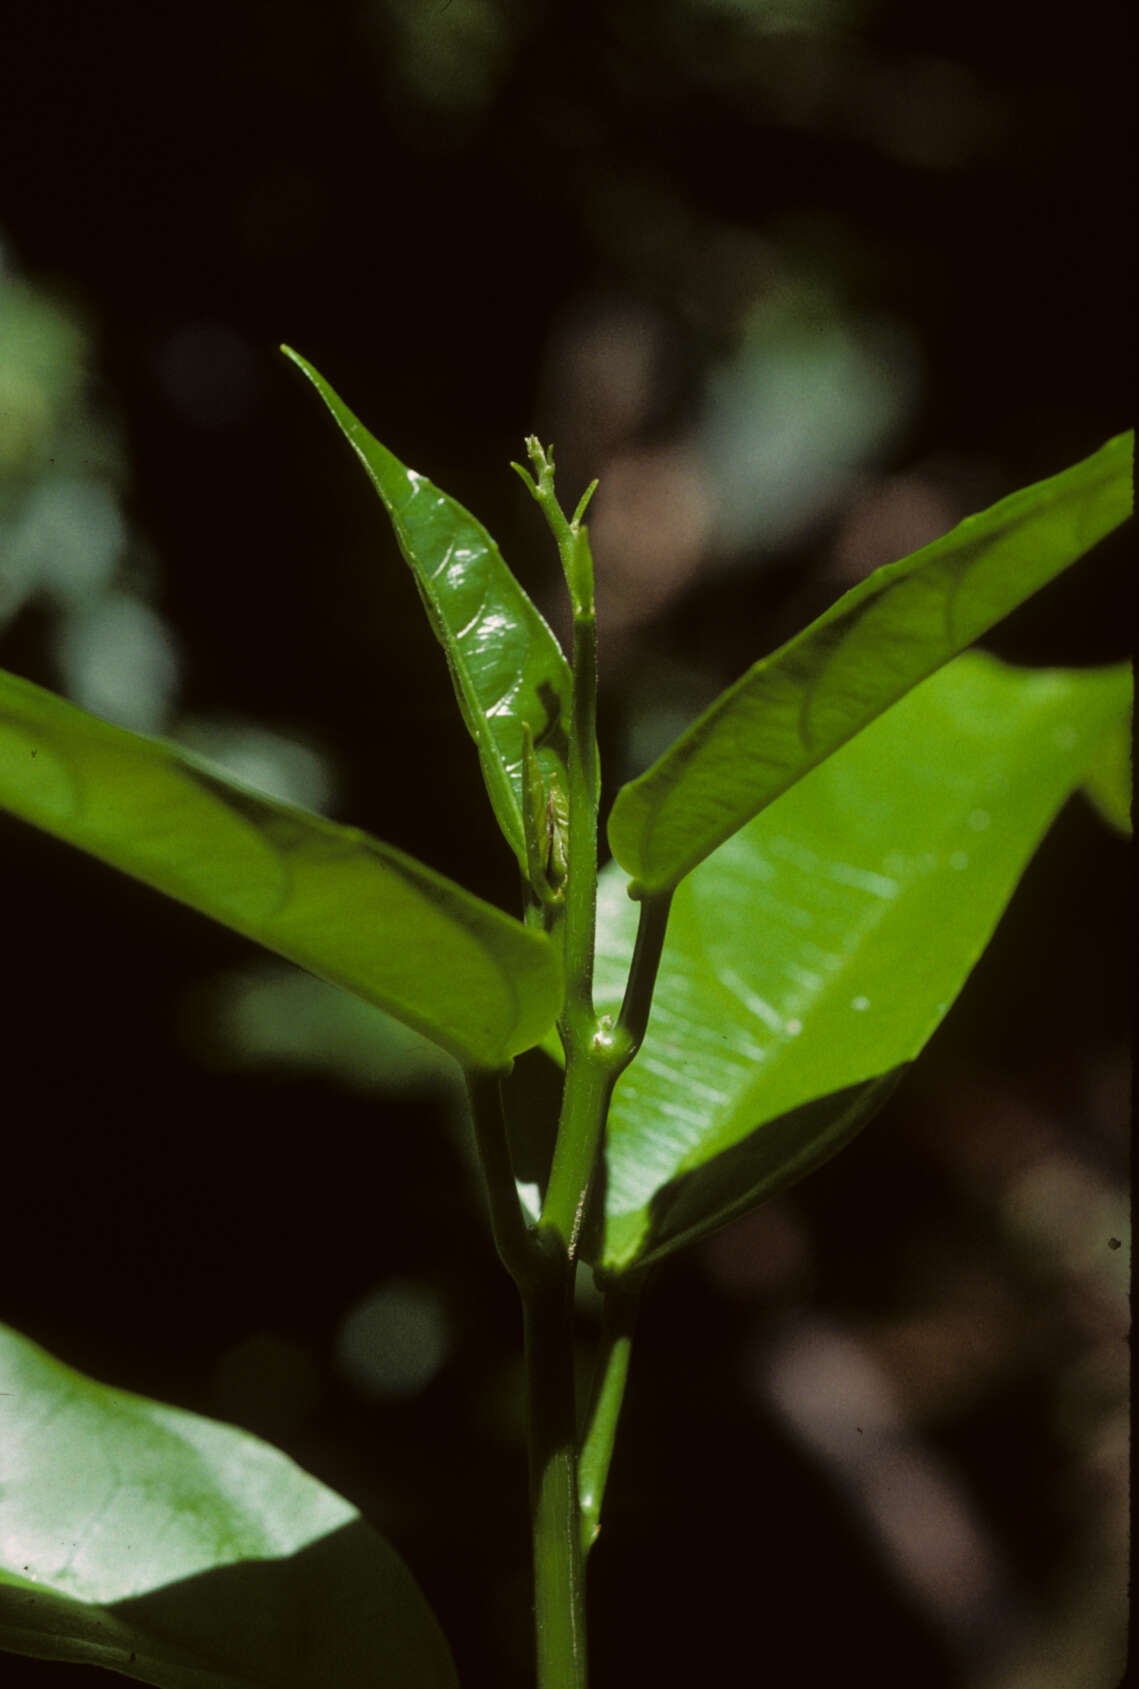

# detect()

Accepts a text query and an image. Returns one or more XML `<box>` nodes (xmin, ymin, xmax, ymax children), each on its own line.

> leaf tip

<box><xmin>279</xmin><ymin>344</ymin><xmax>314</xmax><ymax>380</ymax></box>
<box><xmin>510</xmin><ymin>457</ymin><xmax>538</xmax><ymax>497</ymax></box>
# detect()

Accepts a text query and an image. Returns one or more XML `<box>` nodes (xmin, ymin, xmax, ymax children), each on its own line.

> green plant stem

<box><xmin>514</xmin><ymin>456</ymin><xmax>674</xmax><ymax>1687</ymax></box>
<box><xmin>545</xmin><ymin>1047</ymin><xmax>620</xmax><ymax>1255</ymax></box>
<box><xmin>561</xmin><ymin>611</ymin><xmax>600</xmax><ymax>1029</ymax></box>
<box><xmin>578</xmin><ymin>1280</ymin><xmax>642</xmax><ymax>1557</ymax></box>
<box><xmin>615</xmin><ymin>891</ymin><xmax>673</xmax><ymax>1051</ymax></box>
<box><xmin>542</xmin><ymin>889</ymin><xmax>674</xmax><ymax>1256</ymax></box>
<box><xmin>470</xmin><ymin>1061</ymin><xmax>592</xmax><ymax>1685</ymax></box>
<box><xmin>543</xmin><ymin>606</ymin><xmax>608</xmax><ymax>1255</ymax></box>
<box><xmin>513</xmin><ymin>440</ymin><xmax>597</xmax><ymax>617</ymax></box>
<box><xmin>519</xmin><ymin>475</ymin><xmax>604</xmax><ymax>1686</ymax></box>
<box><xmin>524</xmin><ymin>1252</ymin><xmax>589</xmax><ymax>1689</ymax></box>
<box><xmin>465</xmin><ymin>1069</ymin><xmax>537</xmax><ymax>1287</ymax></box>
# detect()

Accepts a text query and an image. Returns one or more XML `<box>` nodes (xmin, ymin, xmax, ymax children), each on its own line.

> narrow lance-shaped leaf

<box><xmin>0</xmin><ymin>667</ymin><xmax>562</xmax><ymax>1070</ymax></box>
<box><xmin>590</xmin><ymin>654</ymin><xmax>1131</xmax><ymax>1273</ymax></box>
<box><xmin>608</xmin><ymin>431</ymin><xmax>1133</xmax><ymax>897</ymax></box>
<box><xmin>0</xmin><ymin>1323</ymin><xmax>459</xmax><ymax>1689</ymax></box>
<box><xmin>283</xmin><ymin>346</ymin><xmax>573</xmax><ymax>878</ymax></box>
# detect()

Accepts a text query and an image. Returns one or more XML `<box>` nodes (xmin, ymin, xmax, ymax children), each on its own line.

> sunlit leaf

<box><xmin>283</xmin><ymin>347</ymin><xmax>573</xmax><ymax>876</ymax></box>
<box><xmin>608</xmin><ymin>431</ymin><xmax>1133</xmax><ymax>896</ymax></box>
<box><xmin>0</xmin><ymin>666</ymin><xmax>562</xmax><ymax>1069</ymax></box>
<box><xmin>0</xmin><ymin>1324</ymin><xmax>458</xmax><ymax>1688</ymax></box>
<box><xmin>590</xmin><ymin>654</ymin><xmax>1131</xmax><ymax>1273</ymax></box>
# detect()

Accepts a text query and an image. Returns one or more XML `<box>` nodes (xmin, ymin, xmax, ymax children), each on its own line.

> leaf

<box><xmin>283</xmin><ymin>346</ymin><xmax>573</xmax><ymax>877</ymax></box>
<box><xmin>608</xmin><ymin>430</ymin><xmax>1134</xmax><ymax>896</ymax></box>
<box><xmin>1081</xmin><ymin>711</ymin><xmax>1133</xmax><ymax>836</ymax></box>
<box><xmin>590</xmin><ymin>654</ymin><xmax>1132</xmax><ymax>1273</ymax></box>
<box><xmin>0</xmin><ymin>666</ymin><xmax>562</xmax><ymax>1070</ymax></box>
<box><xmin>0</xmin><ymin>1323</ymin><xmax>459</xmax><ymax>1689</ymax></box>
<box><xmin>185</xmin><ymin>963</ymin><xmax>463</xmax><ymax>1096</ymax></box>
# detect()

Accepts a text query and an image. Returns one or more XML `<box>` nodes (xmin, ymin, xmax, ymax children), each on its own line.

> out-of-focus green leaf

<box><xmin>0</xmin><ymin>666</ymin><xmax>561</xmax><ymax>1069</ymax></box>
<box><xmin>591</xmin><ymin>654</ymin><xmax>1132</xmax><ymax>1273</ymax></box>
<box><xmin>283</xmin><ymin>347</ymin><xmax>572</xmax><ymax>876</ymax></box>
<box><xmin>1080</xmin><ymin>710</ymin><xmax>1133</xmax><ymax>836</ymax></box>
<box><xmin>0</xmin><ymin>1324</ymin><xmax>459</xmax><ymax>1689</ymax></box>
<box><xmin>608</xmin><ymin>431</ymin><xmax>1133</xmax><ymax>896</ymax></box>
<box><xmin>186</xmin><ymin>963</ymin><xmax>461</xmax><ymax>1095</ymax></box>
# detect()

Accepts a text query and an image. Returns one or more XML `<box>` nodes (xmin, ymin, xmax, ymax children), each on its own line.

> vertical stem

<box><xmin>528</xmin><ymin>514</ymin><xmax>602</xmax><ymax>1688</ymax></box>
<box><xmin>510</xmin><ymin>450</ymin><xmax>667</xmax><ymax>1686</ymax></box>
<box><xmin>524</xmin><ymin>1255</ymin><xmax>589</xmax><ymax>1689</ymax></box>
<box><xmin>543</xmin><ymin>606</ymin><xmax>609</xmax><ymax>1256</ymax></box>
<box><xmin>544</xmin><ymin>1048</ymin><xmax>619</xmax><ymax>1255</ymax></box>
<box><xmin>560</xmin><ymin>608</ymin><xmax>600</xmax><ymax>1034</ymax></box>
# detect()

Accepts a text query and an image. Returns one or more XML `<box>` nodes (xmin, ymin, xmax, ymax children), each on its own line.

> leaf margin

<box><xmin>0</xmin><ymin>1322</ymin><xmax>460</xmax><ymax>1689</ymax></box>
<box><xmin>0</xmin><ymin>663</ymin><xmax>562</xmax><ymax>1070</ymax></box>
<box><xmin>282</xmin><ymin>344</ymin><xmax>574</xmax><ymax>878</ymax></box>
<box><xmin>608</xmin><ymin>429</ymin><xmax>1134</xmax><ymax>897</ymax></box>
<box><xmin>593</xmin><ymin>652</ymin><xmax>1133</xmax><ymax>1273</ymax></box>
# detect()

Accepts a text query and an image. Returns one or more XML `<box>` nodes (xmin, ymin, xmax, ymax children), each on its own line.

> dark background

<box><xmin>0</xmin><ymin>2</ymin><xmax>1133</xmax><ymax>1686</ymax></box>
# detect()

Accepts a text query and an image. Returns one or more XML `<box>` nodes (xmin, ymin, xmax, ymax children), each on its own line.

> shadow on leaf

<box><xmin>622</xmin><ymin>1068</ymin><xmax>909</xmax><ymax>1274</ymax></box>
<box><xmin>1</xmin><ymin>1518</ymin><xmax>458</xmax><ymax>1689</ymax></box>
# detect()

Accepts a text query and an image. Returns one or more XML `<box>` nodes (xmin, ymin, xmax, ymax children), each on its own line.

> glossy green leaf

<box><xmin>608</xmin><ymin>431</ymin><xmax>1133</xmax><ymax>896</ymax></box>
<box><xmin>0</xmin><ymin>1323</ymin><xmax>458</xmax><ymax>1688</ymax></box>
<box><xmin>283</xmin><ymin>347</ymin><xmax>573</xmax><ymax>876</ymax></box>
<box><xmin>591</xmin><ymin>654</ymin><xmax>1131</xmax><ymax>1273</ymax></box>
<box><xmin>0</xmin><ymin>666</ymin><xmax>562</xmax><ymax>1069</ymax></box>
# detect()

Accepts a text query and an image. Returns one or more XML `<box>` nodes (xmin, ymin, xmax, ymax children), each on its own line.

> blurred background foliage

<box><xmin>0</xmin><ymin>2</ymin><xmax>1131</xmax><ymax>1685</ymax></box>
